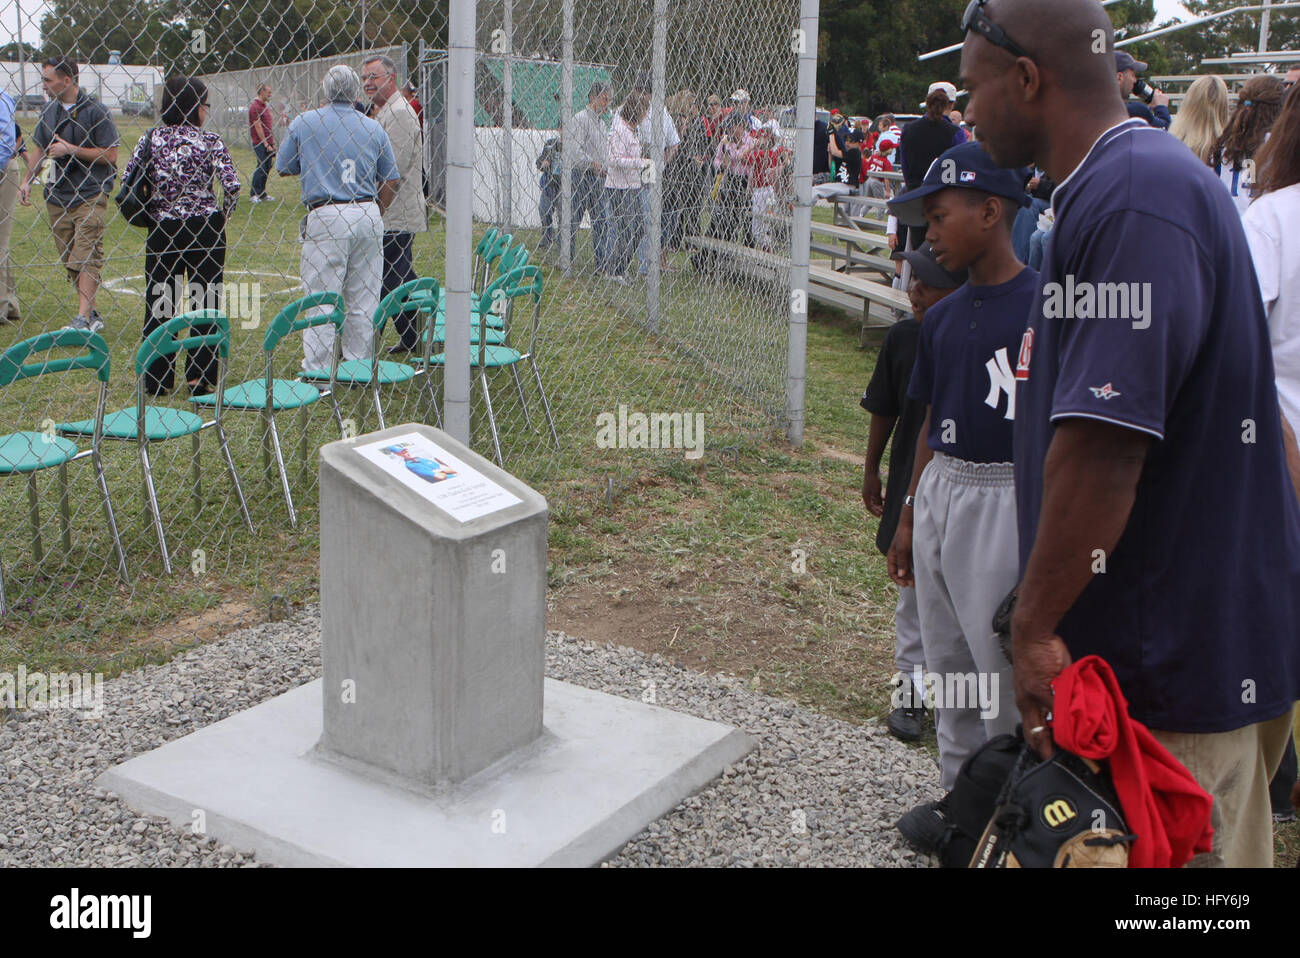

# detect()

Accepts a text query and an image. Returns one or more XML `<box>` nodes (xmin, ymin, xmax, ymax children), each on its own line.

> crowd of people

<box><xmin>861</xmin><ymin>0</ymin><xmax>1300</xmax><ymax>868</ymax></box>
<box><xmin>538</xmin><ymin>78</ymin><xmax>798</xmax><ymax>279</ymax></box>
<box><xmin>0</xmin><ymin>55</ymin><xmax>428</xmax><ymax>389</ymax></box>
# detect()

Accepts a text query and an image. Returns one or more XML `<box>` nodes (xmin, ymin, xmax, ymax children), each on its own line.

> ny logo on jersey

<box><xmin>984</xmin><ymin>347</ymin><xmax>1016</xmax><ymax>421</ymax></box>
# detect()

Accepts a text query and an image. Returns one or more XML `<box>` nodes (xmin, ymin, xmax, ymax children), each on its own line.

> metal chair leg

<box><xmin>95</xmin><ymin>452</ymin><xmax>130</xmax><ymax>586</ymax></box>
<box><xmin>530</xmin><ymin>358</ymin><xmax>560</xmax><ymax>449</ymax></box>
<box><xmin>299</xmin><ymin>405</ymin><xmax>311</xmax><ymax>490</ymax></box>
<box><xmin>260</xmin><ymin>408</ymin><xmax>275</xmax><ymax>479</ymax></box>
<box><xmin>215</xmin><ymin>422</ymin><xmax>255</xmax><ymax>533</ymax></box>
<box><xmin>373</xmin><ymin>383</ymin><xmax>386</xmax><ymax>431</ymax></box>
<box><xmin>27</xmin><ymin>471</ymin><xmax>43</xmax><ymax>564</ymax></box>
<box><xmin>510</xmin><ymin>364</ymin><xmax>532</xmax><ymax>429</ymax></box>
<box><xmin>191</xmin><ymin>432</ymin><xmax>203</xmax><ymax>515</ymax></box>
<box><xmin>58</xmin><ymin>462</ymin><xmax>72</xmax><ymax>555</ymax></box>
<box><xmin>480</xmin><ymin>370</ymin><xmax>504</xmax><ymax>466</ymax></box>
<box><xmin>140</xmin><ymin>443</ymin><xmax>172</xmax><ymax>575</ymax></box>
<box><xmin>269</xmin><ymin>415</ymin><xmax>297</xmax><ymax>528</ymax></box>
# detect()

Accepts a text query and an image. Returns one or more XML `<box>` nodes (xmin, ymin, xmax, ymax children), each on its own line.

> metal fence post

<box><xmin>786</xmin><ymin>0</ymin><xmax>819</xmax><ymax>447</ymax></box>
<box><xmin>445</xmin><ymin>0</ymin><xmax>476</xmax><ymax>443</ymax></box>
<box><xmin>502</xmin><ymin>0</ymin><xmax>514</xmax><ymax>227</ymax></box>
<box><xmin>646</xmin><ymin>0</ymin><xmax>667</xmax><ymax>335</ymax></box>
<box><xmin>560</xmin><ymin>0</ymin><xmax>574</xmax><ymax>275</ymax></box>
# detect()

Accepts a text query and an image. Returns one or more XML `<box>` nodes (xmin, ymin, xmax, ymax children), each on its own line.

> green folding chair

<box><xmin>471</xmin><ymin>227</ymin><xmax>500</xmax><ymax>291</ymax></box>
<box><xmin>58</xmin><ymin>310</ymin><xmax>253</xmax><ymax>576</ymax></box>
<box><xmin>424</xmin><ymin>265</ymin><xmax>558</xmax><ymax>465</ymax></box>
<box><xmin>0</xmin><ymin>330</ymin><xmax>128</xmax><ymax>614</ymax></box>
<box><xmin>190</xmin><ymin>292</ymin><xmax>346</xmax><ymax>528</ymax></box>
<box><xmin>298</xmin><ymin>279</ymin><xmax>440</xmax><ymax>431</ymax></box>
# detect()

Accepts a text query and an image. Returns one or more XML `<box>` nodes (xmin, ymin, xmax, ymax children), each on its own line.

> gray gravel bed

<box><xmin>0</xmin><ymin>605</ymin><xmax>941</xmax><ymax>867</ymax></box>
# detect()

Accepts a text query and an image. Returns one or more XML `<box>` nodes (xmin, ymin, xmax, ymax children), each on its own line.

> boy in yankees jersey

<box><xmin>884</xmin><ymin>142</ymin><xmax>1035</xmax><ymax>853</ymax></box>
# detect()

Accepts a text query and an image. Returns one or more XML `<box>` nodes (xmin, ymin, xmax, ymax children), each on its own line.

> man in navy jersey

<box><xmin>961</xmin><ymin>0</ymin><xmax>1300</xmax><ymax>866</ymax></box>
<box><xmin>885</xmin><ymin>142</ymin><xmax>1033</xmax><ymax>851</ymax></box>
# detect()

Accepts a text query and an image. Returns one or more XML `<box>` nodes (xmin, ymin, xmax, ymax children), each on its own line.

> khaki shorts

<box><xmin>47</xmin><ymin>194</ymin><xmax>108</xmax><ymax>281</ymax></box>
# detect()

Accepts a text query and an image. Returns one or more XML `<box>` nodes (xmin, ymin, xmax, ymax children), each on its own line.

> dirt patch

<box><xmin>140</xmin><ymin>598</ymin><xmax>260</xmax><ymax>653</ymax></box>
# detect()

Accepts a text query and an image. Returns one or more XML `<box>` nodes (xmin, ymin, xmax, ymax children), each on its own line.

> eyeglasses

<box><xmin>962</xmin><ymin>0</ymin><xmax>1032</xmax><ymax>61</ymax></box>
<box><xmin>361</xmin><ymin>72</ymin><xmax>390</xmax><ymax>82</ymax></box>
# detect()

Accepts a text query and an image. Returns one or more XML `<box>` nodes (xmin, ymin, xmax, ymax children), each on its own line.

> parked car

<box><xmin>121</xmin><ymin>99</ymin><xmax>154</xmax><ymax>117</ymax></box>
<box><xmin>13</xmin><ymin>93</ymin><xmax>44</xmax><ymax>111</ymax></box>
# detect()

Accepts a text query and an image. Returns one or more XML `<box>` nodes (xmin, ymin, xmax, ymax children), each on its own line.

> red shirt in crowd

<box><xmin>864</xmin><ymin>153</ymin><xmax>893</xmax><ymax>175</ymax></box>
<box><xmin>747</xmin><ymin>147</ymin><xmax>788</xmax><ymax>189</ymax></box>
<box><xmin>249</xmin><ymin>97</ymin><xmax>274</xmax><ymax>148</ymax></box>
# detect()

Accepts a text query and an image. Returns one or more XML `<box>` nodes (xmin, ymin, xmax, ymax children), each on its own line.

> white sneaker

<box><xmin>250</xmin><ymin>196</ymin><xmax>263</xmax><ymax>204</ymax></box>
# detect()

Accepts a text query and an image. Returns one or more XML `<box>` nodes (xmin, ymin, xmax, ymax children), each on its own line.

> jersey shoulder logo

<box><xmin>1088</xmin><ymin>382</ymin><xmax>1121</xmax><ymax>400</ymax></box>
<box><xmin>1015</xmin><ymin>328</ymin><xmax>1033</xmax><ymax>382</ymax></box>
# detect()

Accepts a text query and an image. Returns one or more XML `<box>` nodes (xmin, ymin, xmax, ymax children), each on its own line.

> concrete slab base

<box><xmin>98</xmin><ymin>678</ymin><xmax>755</xmax><ymax>867</ymax></box>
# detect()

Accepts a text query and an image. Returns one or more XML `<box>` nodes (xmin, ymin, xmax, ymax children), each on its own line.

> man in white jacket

<box><xmin>363</xmin><ymin>54</ymin><xmax>427</xmax><ymax>352</ymax></box>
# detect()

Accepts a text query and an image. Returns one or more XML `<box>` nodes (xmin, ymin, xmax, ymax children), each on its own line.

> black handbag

<box><xmin>114</xmin><ymin>127</ymin><xmax>155</xmax><ymax>227</ymax></box>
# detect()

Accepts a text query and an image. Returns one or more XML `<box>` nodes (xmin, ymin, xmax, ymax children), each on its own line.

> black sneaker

<box><xmin>887</xmin><ymin>705</ymin><xmax>925</xmax><ymax>742</ymax></box>
<box><xmin>896</xmin><ymin>794</ymin><xmax>952</xmax><ymax>855</ymax></box>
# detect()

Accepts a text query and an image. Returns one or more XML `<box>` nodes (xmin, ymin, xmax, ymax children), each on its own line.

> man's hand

<box><xmin>47</xmin><ymin>136</ymin><xmax>74</xmax><ymax>159</ymax></box>
<box><xmin>18</xmin><ymin>180</ymin><xmax>31</xmax><ymax>206</ymax></box>
<box><xmin>863</xmin><ymin>467</ymin><xmax>884</xmax><ymax>517</ymax></box>
<box><xmin>1151</xmin><ymin>89</ymin><xmax>1170</xmax><ymax>109</ymax></box>
<box><xmin>1027</xmin><ymin>175</ymin><xmax>1041</xmax><ymax>192</ymax></box>
<box><xmin>887</xmin><ymin>232</ymin><xmax>898</xmax><ymax>252</ymax></box>
<box><xmin>1011</xmin><ymin>617</ymin><xmax>1072</xmax><ymax>760</ymax></box>
<box><xmin>887</xmin><ymin>515</ymin><xmax>914</xmax><ymax>587</ymax></box>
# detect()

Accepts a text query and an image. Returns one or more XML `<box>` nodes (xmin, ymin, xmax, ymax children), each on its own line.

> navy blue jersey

<box><xmin>1014</xmin><ymin>119</ymin><xmax>1300</xmax><ymax>734</ymax></box>
<box><xmin>907</xmin><ymin>267</ymin><xmax>1037</xmax><ymax>463</ymax></box>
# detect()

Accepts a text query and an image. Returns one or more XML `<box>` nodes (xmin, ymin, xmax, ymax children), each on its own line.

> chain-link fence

<box><xmin>0</xmin><ymin>0</ymin><xmax>815</xmax><ymax>672</ymax></box>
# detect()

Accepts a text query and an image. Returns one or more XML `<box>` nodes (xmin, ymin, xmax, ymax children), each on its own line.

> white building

<box><xmin>0</xmin><ymin>61</ymin><xmax>164</xmax><ymax>111</ymax></box>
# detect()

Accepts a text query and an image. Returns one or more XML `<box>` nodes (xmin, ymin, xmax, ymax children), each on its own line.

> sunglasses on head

<box><xmin>962</xmin><ymin>0</ymin><xmax>1032</xmax><ymax>61</ymax></box>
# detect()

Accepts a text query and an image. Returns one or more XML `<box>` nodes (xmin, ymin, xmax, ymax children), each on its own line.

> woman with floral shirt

<box><xmin>123</xmin><ymin>76</ymin><xmax>240</xmax><ymax>396</ymax></box>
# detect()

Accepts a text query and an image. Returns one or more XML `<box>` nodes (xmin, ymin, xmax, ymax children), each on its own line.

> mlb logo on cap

<box><xmin>887</xmin><ymin>141</ymin><xmax>1029</xmax><ymax>227</ymax></box>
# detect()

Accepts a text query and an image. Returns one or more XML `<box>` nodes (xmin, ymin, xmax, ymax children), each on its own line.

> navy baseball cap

<box><xmin>1115</xmin><ymin>51</ymin><xmax>1147</xmax><ymax>73</ymax></box>
<box><xmin>887</xmin><ymin>142</ymin><xmax>1029</xmax><ymax>227</ymax></box>
<box><xmin>893</xmin><ymin>242</ymin><xmax>968</xmax><ymax>289</ymax></box>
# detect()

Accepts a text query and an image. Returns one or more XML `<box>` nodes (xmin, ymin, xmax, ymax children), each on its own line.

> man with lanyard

<box><xmin>961</xmin><ymin>0</ymin><xmax>1300</xmax><ymax>867</ymax></box>
<box><xmin>20</xmin><ymin>55</ymin><xmax>119</xmax><ymax>333</ymax></box>
<box><xmin>276</xmin><ymin>64</ymin><xmax>398</xmax><ymax>372</ymax></box>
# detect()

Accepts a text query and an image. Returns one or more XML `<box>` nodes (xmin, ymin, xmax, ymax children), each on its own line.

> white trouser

<box><xmin>751</xmin><ymin>185</ymin><xmax>775</xmax><ymax>247</ymax></box>
<box><xmin>912</xmin><ymin>452</ymin><xmax>1020</xmax><ymax>790</ymax></box>
<box><xmin>0</xmin><ymin>161</ymin><xmax>19</xmax><ymax>319</ymax></box>
<box><xmin>300</xmin><ymin>201</ymin><xmax>383</xmax><ymax>370</ymax></box>
<box><xmin>894</xmin><ymin>584</ymin><xmax>924</xmax><ymax>683</ymax></box>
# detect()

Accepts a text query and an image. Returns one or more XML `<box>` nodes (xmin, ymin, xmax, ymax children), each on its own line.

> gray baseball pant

<box><xmin>912</xmin><ymin>452</ymin><xmax>1020</xmax><ymax>790</ymax></box>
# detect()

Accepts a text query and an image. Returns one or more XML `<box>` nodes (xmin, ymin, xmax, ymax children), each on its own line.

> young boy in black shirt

<box><xmin>861</xmin><ymin>242</ymin><xmax>967</xmax><ymax>742</ymax></box>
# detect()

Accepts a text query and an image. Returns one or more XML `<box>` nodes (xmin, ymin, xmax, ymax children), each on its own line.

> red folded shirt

<box><xmin>1050</xmin><ymin>655</ymin><xmax>1214</xmax><ymax>868</ymax></box>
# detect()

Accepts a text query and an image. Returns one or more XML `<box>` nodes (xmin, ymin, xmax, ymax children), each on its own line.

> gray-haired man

<box><xmin>276</xmin><ymin>65</ymin><xmax>399</xmax><ymax>370</ymax></box>
<box><xmin>363</xmin><ymin>54</ymin><xmax>426</xmax><ymax>352</ymax></box>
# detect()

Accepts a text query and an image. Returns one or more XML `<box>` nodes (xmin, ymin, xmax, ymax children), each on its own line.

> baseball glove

<box><xmin>970</xmin><ymin>745</ymin><xmax>1135</xmax><ymax>868</ymax></box>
